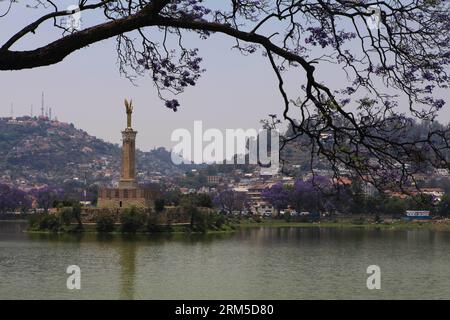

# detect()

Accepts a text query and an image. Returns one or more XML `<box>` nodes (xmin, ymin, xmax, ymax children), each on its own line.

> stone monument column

<box><xmin>119</xmin><ymin>99</ymin><xmax>138</xmax><ymax>188</ymax></box>
<box><xmin>119</xmin><ymin>128</ymin><xmax>137</xmax><ymax>188</ymax></box>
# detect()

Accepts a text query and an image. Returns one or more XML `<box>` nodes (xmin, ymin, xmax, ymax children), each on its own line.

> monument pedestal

<box><xmin>118</xmin><ymin>179</ymin><xmax>138</xmax><ymax>189</ymax></box>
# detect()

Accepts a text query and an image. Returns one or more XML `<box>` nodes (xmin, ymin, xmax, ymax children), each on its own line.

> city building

<box><xmin>207</xmin><ymin>175</ymin><xmax>220</xmax><ymax>184</ymax></box>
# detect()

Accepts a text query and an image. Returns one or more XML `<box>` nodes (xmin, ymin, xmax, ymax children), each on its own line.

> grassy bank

<box><xmin>27</xmin><ymin>223</ymin><xmax>237</xmax><ymax>235</ymax></box>
<box><xmin>236</xmin><ymin>217</ymin><xmax>450</xmax><ymax>231</ymax></box>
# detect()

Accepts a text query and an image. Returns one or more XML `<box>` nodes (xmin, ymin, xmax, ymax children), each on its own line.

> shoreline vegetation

<box><xmin>26</xmin><ymin>206</ymin><xmax>235</xmax><ymax>235</ymax></box>
<box><xmin>21</xmin><ymin>207</ymin><xmax>450</xmax><ymax>235</ymax></box>
<box><xmin>239</xmin><ymin>218</ymin><xmax>450</xmax><ymax>231</ymax></box>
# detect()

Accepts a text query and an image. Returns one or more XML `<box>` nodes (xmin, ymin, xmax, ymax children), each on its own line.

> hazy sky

<box><xmin>0</xmin><ymin>1</ymin><xmax>289</xmax><ymax>151</ymax></box>
<box><xmin>1</xmin><ymin>1</ymin><xmax>449</xmax><ymax>151</ymax></box>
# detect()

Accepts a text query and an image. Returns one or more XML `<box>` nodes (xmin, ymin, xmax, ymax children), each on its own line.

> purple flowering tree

<box><xmin>261</xmin><ymin>182</ymin><xmax>290</xmax><ymax>216</ymax></box>
<box><xmin>30</xmin><ymin>186</ymin><xmax>63</xmax><ymax>213</ymax></box>
<box><xmin>290</xmin><ymin>180</ymin><xmax>319</xmax><ymax>214</ymax></box>
<box><xmin>213</xmin><ymin>189</ymin><xmax>247</xmax><ymax>214</ymax></box>
<box><xmin>289</xmin><ymin>176</ymin><xmax>334</xmax><ymax>214</ymax></box>
<box><xmin>0</xmin><ymin>184</ymin><xmax>32</xmax><ymax>213</ymax></box>
<box><xmin>1</xmin><ymin>1</ymin><xmax>449</xmax><ymax>190</ymax></box>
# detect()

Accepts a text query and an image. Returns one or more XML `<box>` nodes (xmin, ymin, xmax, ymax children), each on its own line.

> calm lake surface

<box><xmin>1</xmin><ymin>220</ymin><xmax>450</xmax><ymax>299</ymax></box>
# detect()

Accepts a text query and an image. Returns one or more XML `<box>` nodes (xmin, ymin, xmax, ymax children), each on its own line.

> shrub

<box><xmin>27</xmin><ymin>215</ymin><xmax>40</xmax><ymax>230</ymax></box>
<box><xmin>374</xmin><ymin>214</ymin><xmax>382</xmax><ymax>223</ymax></box>
<box><xmin>213</xmin><ymin>214</ymin><xmax>226</xmax><ymax>228</ymax></box>
<box><xmin>186</xmin><ymin>206</ymin><xmax>207</xmax><ymax>232</ymax></box>
<box><xmin>195</xmin><ymin>194</ymin><xmax>213</xmax><ymax>208</ymax></box>
<box><xmin>205</xmin><ymin>213</ymin><xmax>227</xmax><ymax>229</ymax></box>
<box><xmin>154</xmin><ymin>198</ymin><xmax>165</xmax><ymax>213</ymax></box>
<box><xmin>252</xmin><ymin>216</ymin><xmax>262</xmax><ymax>223</ymax></box>
<box><xmin>38</xmin><ymin>214</ymin><xmax>60</xmax><ymax>232</ymax></box>
<box><xmin>120</xmin><ymin>207</ymin><xmax>146</xmax><ymax>233</ymax></box>
<box><xmin>96</xmin><ymin>212</ymin><xmax>115</xmax><ymax>233</ymax></box>
<box><xmin>351</xmin><ymin>217</ymin><xmax>366</xmax><ymax>225</ymax></box>
<box><xmin>59</xmin><ymin>208</ymin><xmax>74</xmax><ymax>226</ymax></box>
<box><xmin>296</xmin><ymin>215</ymin><xmax>310</xmax><ymax>223</ymax></box>
<box><xmin>146</xmin><ymin>215</ymin><xmax>166</xmax><ymax>233</ymax></box>
<box><xmin>72</xmin><ymin>203</ymin><xmax>83</xmax><ymax>228</ymax></box>
<box><xmin>146</xmin><ymin>215</ymin><xmax>158</xmax><ymax>232</ymax></box>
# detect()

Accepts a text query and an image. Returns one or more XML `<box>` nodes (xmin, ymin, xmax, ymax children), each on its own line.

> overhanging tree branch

<box><xmin>0</xmin><ymin>0</ymin><xmax>448</xmax><ymax>192</ymax></box>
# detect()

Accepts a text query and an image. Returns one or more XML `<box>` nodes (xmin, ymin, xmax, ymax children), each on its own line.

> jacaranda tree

<box><xmin>261</xmin><ymin>182</ymin><xmax>290</xmax><ymax>216</ymax></box>
<box><xmin>0</xmin><ymin>184</ymin><xmax>32</xmax><ymax>213</ymax></box>
<box><xmin>1</xmin><ymin>1</ymin><xmax>449</xmax><ymax>190</ymax></box>
<box><xmin>213</xmin><ymin>189</ymin><xmax>247</xmax><ymax>214</ymax></box>
<box><xmin>30</xmin><ymin>186</ymin><xmax>64</xmax><ymax>213</ymax></box>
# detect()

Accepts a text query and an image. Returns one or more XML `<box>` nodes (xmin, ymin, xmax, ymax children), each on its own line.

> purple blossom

<box><xmin>261</xmin><ymin>182</ymin><xmax>290</xmax><ymax>214</ymax></box>
<box><xmin>165</xmin><ymin>99</ymin><xmax>180</xmax><ymax>112</ymax></box>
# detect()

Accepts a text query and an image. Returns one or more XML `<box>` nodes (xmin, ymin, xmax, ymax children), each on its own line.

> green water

<box><xmin>1</xmin><ymin>220</ymin><xmax>450</xmax><ymax>299</ymax></box>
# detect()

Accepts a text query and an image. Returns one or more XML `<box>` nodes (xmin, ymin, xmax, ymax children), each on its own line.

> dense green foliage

<box><xmin>36</xmin><ymin>214</ymin><xmax>60</xmax><ymax>232</ymax></box>
<box><xmin>182</xmin><ymin>204</ymin><xmax>229</xmax><ymax>233</ymax></box>
<box><xmin>120</xmin><ymin>207</ymin><xmax>147</xmax><ymax>234</ymax></box>
<box><xmin>95</xmin><ymin>212</ymin><xmax>116</xmax><ymax>233</ymax></box>
<box><xmin>146</xmin><ymin>215</ymin><xmax>168</xmax><ymax>233</ymax></box>
<box><xmin>154</xmin><ymin>198</ymin><xmax>165</xmax><ymax>213</ymax></box>
<box><xmin>59</xmin><ymin>207</ymin><xmax>74</xmax><ymax>226</ymax></box>
<box><xmin>28</xmin><ymin>204</ymin><xmax>84</xmax><ymax>232</ymax></box>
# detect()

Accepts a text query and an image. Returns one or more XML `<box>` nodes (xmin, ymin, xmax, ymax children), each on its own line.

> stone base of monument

<box><xmin>117</xmin><ymin>179</ymin><xmax>138</xmax><ymax>188</ymax></box>
<box><xmin>97</xmin><ymin>187</ymin><xmax>159</xmax><ymax>209</ymax></box>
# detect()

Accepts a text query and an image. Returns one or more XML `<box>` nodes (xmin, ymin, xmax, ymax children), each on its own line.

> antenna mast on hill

<box><xmin>10</xmin><ymin>103</ymin><xmax>13</xmax><ymax>119</ymax></box>
<box><xmin>41</xmin><ymin>92</ymin><xmax>45</xmax><ymax>117</ymax></box>
<box><xmin>31</xmin><ymin>104</ymin><xmax>33</xmax><ymax>117</ymax></box>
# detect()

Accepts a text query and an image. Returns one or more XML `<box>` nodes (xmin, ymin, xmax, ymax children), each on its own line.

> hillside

<box><xmin>0</xmin><ymin>116</ymin><xmax>182</xmax><ymax>188</ymax></box>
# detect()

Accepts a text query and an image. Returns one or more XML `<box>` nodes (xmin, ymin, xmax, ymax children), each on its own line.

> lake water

<box><xmin>1</xmin><ymin>220</ymin><xmax>450</xmax><ymax>299</ymax></box>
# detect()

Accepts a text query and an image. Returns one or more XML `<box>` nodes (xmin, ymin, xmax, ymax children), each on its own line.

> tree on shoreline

<box><xmin>30</xmin><ymin>186</ymin><xmax>63</xmax><ymax>214</ymax></box>
<box><xmin>0</xmin><ymin>184</ymin><xmax>32</xmax><ymax>213</ymax></box>
<box><xmin>259</xmin><ymin>178</ymin><xmax>448</xmax><ymax>216</ymax></box>
<box><xmin>261</xmin><ymin>182</ymin><xmax>290</xmax><ymax>216</ymax></box>
<box><xmin>1</xmin><ymin>0</ymin><xmax>449</xmax><ymax>191</ymax></box>
<box><xmin>213</xmin><ymin>189</ymin><xmax>247</xmax><ymax>214</ymax></box>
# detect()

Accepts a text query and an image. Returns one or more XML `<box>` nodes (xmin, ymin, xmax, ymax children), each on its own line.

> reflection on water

<box><xmin>1</xmin><ymin>221</ymin><xmax>450</xmax><ymax>299</ymax></box>
<box><xmin>119</xmin><ymin>236</ymin><xmax>136</xmax><ymax>300</ymax></box>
